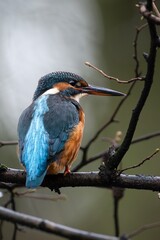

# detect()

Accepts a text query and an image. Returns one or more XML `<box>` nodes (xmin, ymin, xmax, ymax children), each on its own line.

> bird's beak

<box><xmin>82</xmin><ymin>84</ymin><xmax>125</xmax><ymax>96</ymax></box>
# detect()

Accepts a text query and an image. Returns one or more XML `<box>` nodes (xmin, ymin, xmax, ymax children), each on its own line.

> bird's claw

<box><xmin>64</xmin><ymin>166</ymin><xmax>71</xmax><ymax>176</ymax></box>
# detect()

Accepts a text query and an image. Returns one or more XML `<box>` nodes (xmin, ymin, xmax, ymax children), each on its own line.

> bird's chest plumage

<box><xmin>46</xmin><ymin>94</ymin><xmax>85</xmax><ymax>174</ymax></box>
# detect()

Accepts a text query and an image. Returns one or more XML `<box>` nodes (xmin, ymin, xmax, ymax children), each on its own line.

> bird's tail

<box><xmin>26</xmin><ymin>169</ymin><xmax>47</xmax><ymax>188</ymax></box>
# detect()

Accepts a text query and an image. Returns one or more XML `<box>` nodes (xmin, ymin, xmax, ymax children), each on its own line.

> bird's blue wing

<box><xmin>18</xmin><ymin>103</ymin><xmax>34</xmax><ymax>163</ymax></box>
<box><xmin>43</xmin><ymin>95</ymin><xmax>79</xmax><ymax>161</ymax></box>
<box><xmin>18</xmin><ymin>96</ymin><xmax>50</xmax><ymax>188</ymax></box>
<box><xmin>17</xmin><ymin>94</ymin><xmax>79</xmax><ymax>188</ymax></box>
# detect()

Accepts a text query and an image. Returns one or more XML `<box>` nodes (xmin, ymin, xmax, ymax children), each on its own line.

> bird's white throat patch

<box><xmin>71</xmin><ymin>93</ymin><xmax>87</xmax><ymax>103</ymax></box>
<box><xmin>42</xmin><ymin>87</ymin><xmax>87</xmax><ymax>102</ymax></box>
<box><xmin>42</xmin><ymin>87</ymin><xmax>59</xmax><ymax>95</ymax></box>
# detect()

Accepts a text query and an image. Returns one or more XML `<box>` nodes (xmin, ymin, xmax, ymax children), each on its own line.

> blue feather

<box><xmin>18</xmin><ymin>93</ymin><xmax>80</xmax><ymax>188</ymax></box>
<box><xmin>26</xmin><ymin>170</ymin><xmax>47</xmax><ymax>188</ymax></box>
<box><xmin>22</xmin><ymin>95</ymin><xmax>49</xmax><ymax>188</ymax></box>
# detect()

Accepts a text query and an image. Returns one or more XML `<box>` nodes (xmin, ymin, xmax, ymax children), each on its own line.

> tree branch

<box><xmin>126</xmin><ymin>221</ymin><xmax>160</xmax><ymax>239</ymax></box>
<box><xmin>138</xmin><ymin>3</ymin><xmax>160</xmax><ymax>25</ymax></box>
<box><xmin>112</xmin><ymin>187</ymin><xmax>124</xmax><ymax>237</ymax></box>
<box><xmin>75</xmin><ymin>129</ymin><xmax>160</xmax><ymax>172</ymax></box>
<box><xmin>1</xmin><ymin>168</ymin><xmax>160</xmax><ymax>191</ymax></box>
<box><xmin>119</xmin><ymin>148</ymin><xmax>159</xmax><ymax>174</ymax></box>
<box><xmin>133</xmin><ymin>23</ymin><xmax>148</xmax><ymax>77</ymax></box>
<box><xmin>0</xmin><ymin>141</ymin><xmax>18</xmax><ymax>148</ymax></box>
<box><xmin>131</xmin><ymin>131</ymin><xmax>160</xmax><ymax>144</ymax></box>
<box><xmin>85</xmin><ymin>62</ymin><xmax>143</xmax><ymax>83</ymax></box>
<box><xmin>0</xmin><ymin>207</ymin><xmax>118</xmax><ymax>240</ymax></box>
<box><xmin>108</xmin><ymin>1</ymin><xmax>159</xmax><ymax>170</ymax></box>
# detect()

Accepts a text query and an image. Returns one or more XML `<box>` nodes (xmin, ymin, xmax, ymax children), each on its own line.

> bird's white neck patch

<box><xmin>71</xmin><ymin>93</ymin><xmax>87</xmax><ymax>103</ymax></box>
<box><xmin>42</xmin><ymin>87</ymin><xmax>59</xmax><ymax>96</ymax></box>
<box><xmin>42</xmin><ymin>87</ymin><xmax>87</xmax><ymax>102</ymax></box>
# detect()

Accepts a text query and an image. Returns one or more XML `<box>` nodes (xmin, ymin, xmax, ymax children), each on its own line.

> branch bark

<box><xmin>0</xmin><ymin>207</ymin><xmax>118</xmax><ymax>240</ymax></box>
<box><xmin>1</xmin><ymin>168</ymin><xmax>160</xmax><ymax>191</ymax></box>
<box><xmin>108</xmin><ymin>1</ymin><xmax>159</xmax><ymax>170</ymax></box>
<box><xmin>139</xmin><ymin>3</ymin><xmax>160</xmax><ymax>25</ymax></box>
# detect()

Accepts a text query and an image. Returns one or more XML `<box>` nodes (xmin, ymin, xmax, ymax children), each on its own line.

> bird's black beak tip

<box><xmin>117</xmin><ymin>92</ymin><xmax>127</xmax><ymax>97</ymax></box>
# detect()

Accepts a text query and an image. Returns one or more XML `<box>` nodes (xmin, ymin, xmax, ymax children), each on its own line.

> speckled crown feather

<box><xmin>33</xmin><ymin>71</ymin><xmax>84</xmax><ymax>101</ymax></box>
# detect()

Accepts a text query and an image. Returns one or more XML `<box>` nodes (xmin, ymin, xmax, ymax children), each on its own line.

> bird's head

<box><xmin>33</xmin><ymin>71</ymin><xmax>125</xmax><ymax>101</ymax></box>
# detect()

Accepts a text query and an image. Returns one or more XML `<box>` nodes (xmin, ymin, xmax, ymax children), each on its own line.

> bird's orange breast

<box><xmin>47</xmin><ymin>107</ymin><xmax>85</xmax><ymax>174</ymax></box>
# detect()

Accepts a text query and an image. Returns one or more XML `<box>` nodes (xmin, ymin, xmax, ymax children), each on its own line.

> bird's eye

<box><xmin>69</xmin><ymin>80</ymin><xmax>88</xmax><ymax>88</ymax></box>
<box><xmin>75</xmin><ymin>82</ymin><xmax>82</xmax><ymax>87</ymax></box>
<box><xmin>69</xmin><ymin>81</ymin><xmax>82</xmax><ymax>87</ymax></box>
<box><xmin>69</xmin><ymin>80</ymin><xmax>75</xmax><ymax>86</ymax></box>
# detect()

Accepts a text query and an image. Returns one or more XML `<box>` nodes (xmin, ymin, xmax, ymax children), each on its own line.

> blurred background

<box><xmin>0</xmin><ymin>0</ymin><xmax>160</xmax><ymax>239</ymax></box>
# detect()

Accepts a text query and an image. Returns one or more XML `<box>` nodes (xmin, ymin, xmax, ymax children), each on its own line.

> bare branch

<box><xmin>112</xmin><ymin>187</ymin><xmax>125</xmax><ymax>237</ymax></box>
<box><xmin>0</xmin><ymin>206</ymin><xmax>118</xmax><ymax>240</ymax></box>
<box><xmin>1</xmin><ymin>168</ymin><xmax>160</xmax><ymax>191</ymax></box>
<box><xmin>133</xmin><ymin>23</ymin><xmax>147</xmax><ymax>77</ymax></box>
<box><xmin>78</xmin><ymin>31</ymin><xmax>160</xmax><ymax>172</ymax></box>
<box><xmin>119</xmin><ymin>148</ymin><xmax>159</xmax><ymax>174</ymax></box>
<box><xmin>152</xmin><ymin>1</ymin><xmax>160</xmax><ymax>17</ymax></box>
<box><xmin>127</xmin><ymin>221</ymin><xmax>160</xmax><ymax>239</ymax></box>
<box><xmin>138</xmin><ymin>3</ymin><xmax>160</xmax><ymax>25</ymax></box>
<box><xmin>108</xmin><ymin>2</ymin><xmax>159</xmax><ymax>170</ymax></box>
<box><xmin>131</xmin><ymin>131</ymin><xmax>160</xmax><ymax>144</ymax></box>
<box><xmin>0</xmin><ymin>141</ymin><xmax>18</xmax><ymax>148</ymax></box>
<box><xmin>85</xmin><ymin>62</ymin><xmax>143</xmax><ymax>84</ymax></box>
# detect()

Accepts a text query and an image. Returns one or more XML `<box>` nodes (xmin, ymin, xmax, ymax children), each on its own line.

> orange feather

<box><xmin>47</xmin><ymin>107</ymin><xmax>85</xmax><ymax>174</ymax></box>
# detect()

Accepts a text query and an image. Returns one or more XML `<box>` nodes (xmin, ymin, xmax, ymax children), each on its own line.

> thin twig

<box><xmin>9</xmin><ymin>188</ymin><xmax>18</xmax><ymax>240</ymax></box>
<box><xmin>113</xmin><ymin>197</ymin><xmax>119</xmax><ymax>237</ymax></box>
<box><xmin>152</xmin><ymin>1</ymin><xmax>160</xmax><ymax>17</ymax></box>
<box><xmin>85</xmin><ymin>62</ymin><xmax>143</xmax><ymax>84</ymax></box>
<box><xmin>0</xmin><ymin>141</ymin><xmax>18</xmax><ymax>148</ymax></box>
<box><xmin>119</xmin><ymin>148</ymin><xmax>159</xmax><ymax>174</ymax></box>
<box><xmin>131</xmin><ymin>131</ymin><xmax>160</xmax><ymax>144</ymax></box>
<box><xmin>138</xmin><ymin>3</ymin><xmax>160</xmax><ymax>25</ymax></box>
<box><xmin>11</xmin><ymin>191</ymin><xmax>17</xmax><ymax>240</ymax></box>
<box><xmin>133</xmin><ymin>23</ymin><xmax>147</xmax><ymax>77</ymax></box>
<box><xmin>112</xmin><ymin>187</ymin><xmax>124</xmax><ymax>237</ymax></box>
<box><xmin>127</xmin><ymin>221</ymin><xmax>160</xmax><ymax>239</ymax></box>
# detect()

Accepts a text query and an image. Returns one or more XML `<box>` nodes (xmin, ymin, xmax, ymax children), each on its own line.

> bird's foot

<box><xmin>64</xmin><ymin>166</ymin><xmax>71</xmax><ymax>176</ymax></box>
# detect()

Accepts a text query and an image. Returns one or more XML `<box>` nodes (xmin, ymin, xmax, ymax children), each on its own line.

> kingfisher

<box><xmin>17</xmin><ymin>71</ymin><xmax>124</xmax><ymax>188</ymax></box>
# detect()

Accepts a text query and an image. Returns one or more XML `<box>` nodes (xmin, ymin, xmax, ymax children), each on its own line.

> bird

<box><xmin>17</xmin><ymin>71</ymin><xmax>125</xmax><ymax>188</ymax></box>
